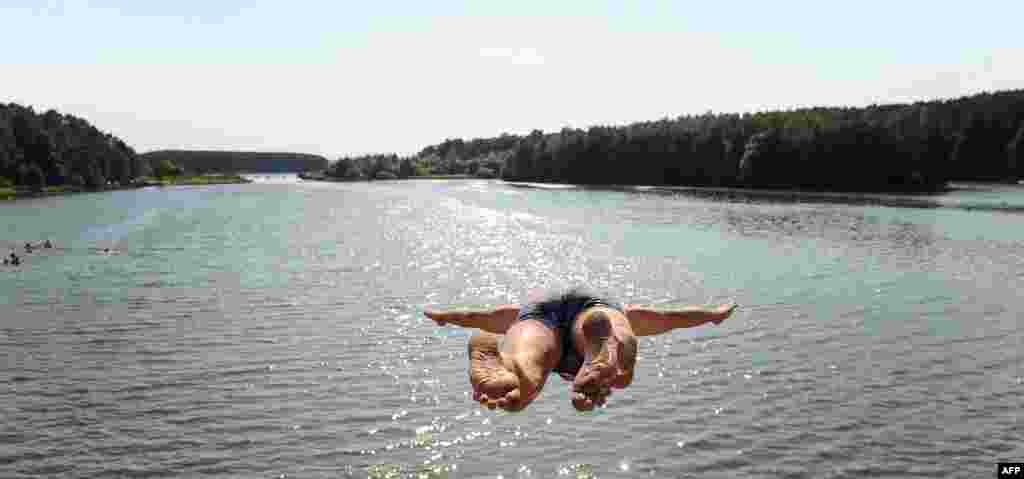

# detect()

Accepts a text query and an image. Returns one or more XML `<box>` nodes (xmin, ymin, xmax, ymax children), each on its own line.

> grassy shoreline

<box><xmin>0</xmin><ymin>175</ymin><xmax>251</xmax><ymax>201</ymax></box>
<box><xmin>138</xmin><ymin>174</ymin><xmax>252</xmax><ymax>186</ymax></box>
<box><xmin>297</xmin><ymin>172</ymin><xmax>481</xmax><ymax>182</ymax></box>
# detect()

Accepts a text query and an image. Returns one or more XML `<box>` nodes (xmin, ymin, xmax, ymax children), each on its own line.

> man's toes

<box><xmin>574</xmin><ymin>368</ymin><xmax>614</xmax><ymax>394</ymax></box>
<box><xmin>497</xmin><ymin>391</ymin><xmax>513</xmax><ymax>409</ymax></box>
<box><xmin>574</xmin><ymin>367</ymin><xmax>601</xmax><ymax>385</ymax></box>
<box><xmin>572</xmin><ymin>393</ymin><xmax>594</xmax><ymax>411</ymax></box>
<box><xmin>574</xmin><ymin>379</ymin><xmax>600</xmax><ymax>396</ymax></box>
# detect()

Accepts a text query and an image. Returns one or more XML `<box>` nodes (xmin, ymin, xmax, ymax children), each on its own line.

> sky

<box><xmin>2</xmin><ymin>0</ymin><xmax>1022</xmax><ymax>157</ymax></box>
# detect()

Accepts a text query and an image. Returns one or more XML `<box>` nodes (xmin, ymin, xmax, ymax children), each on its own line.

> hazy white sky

<box><xmin>2</xmin><ymin>0</ymin><xmax>1022</xmax><ymax>157</ymax></box>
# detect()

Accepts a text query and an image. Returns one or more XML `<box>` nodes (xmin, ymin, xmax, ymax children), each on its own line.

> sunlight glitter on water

<box><xmin>4</xmin><ymin>180</ymin><xmax>1023</xmax><ymax>479</ymax></box>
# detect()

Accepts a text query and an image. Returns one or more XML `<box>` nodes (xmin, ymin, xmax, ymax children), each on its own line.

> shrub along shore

<box><xmin>0</xmin><ymin>174</ymin><xmax>250</xmax><ymax>201</ymax></box>
<box><xmin>297</xmin><ymin>171</ymin><xmax>478</xmax><ymax>182</ymax></box>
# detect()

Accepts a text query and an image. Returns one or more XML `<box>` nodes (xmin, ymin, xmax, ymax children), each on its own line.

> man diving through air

<box><xmin>425</xmin><ymin>287</ymin><xmax>737</xmax><ymax>412</ymax></box>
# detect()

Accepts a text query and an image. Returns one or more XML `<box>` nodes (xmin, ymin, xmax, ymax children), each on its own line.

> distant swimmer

<box><xmin>425</xmin><ymin>287</ymin><xmax>737</xmax><ymax>412</ymax></box>
<box><xmin>24</xmin><ymin>242</ymin><xmax>33</xmax><ymax>253</ymax></box>
<box><xmin>7</xmin><ymin>252</ymin><xmax>20</xmax><ymax>266</ymax></box>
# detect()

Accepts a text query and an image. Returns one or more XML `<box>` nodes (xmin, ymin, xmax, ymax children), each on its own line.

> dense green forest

<box><xmin>0</xmin><ymin>103</ymin><xmax>141</xmax><ymax>190</ymax></box>
<box><xmin>140</xmin><ymin>150</ymin><xmax>328</xmax><ymax>174</ymax></box>
<box><xmin>0</xmin><ymin>104</ymin><xmax>326</xmax><ymax>192</ymax></box>
<box><xmin>328</xmin><ymin>89</ymin><xmax>1024</xmax><ymax>191</ymax></box>
<box><xmin>6</xmin><ymin>89</ymin><xmax>1023</xmax><ymax>193</ymax></box>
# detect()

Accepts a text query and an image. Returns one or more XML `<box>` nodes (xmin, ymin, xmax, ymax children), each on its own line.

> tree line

<box><xmin>0</xmin><ymin>103</ymin><xmax>141</xmax><ymax>190</ymax></box>
<box><xmin>0</xmin><ymin>103</ymin><xmax>330</xmax><ymax>191</ymax></box>
<box><xmin>321</xmin><ymin>136</ymin><xmax>517</xmax><ymax>181</ymax></box>
<box><xmin>6</xmin><ymin>89</ymin><xmax>1023</xmax><ymax>192</ymax></box>
<box><xmin>333</xmin><ymin>89</ymin><xmax>1024</xmax><ymax>191</ymax></box>
<box><xmin>140</xmin><ymin>150</ymin><xmax>328</xmax><ymax>174</ymax></box>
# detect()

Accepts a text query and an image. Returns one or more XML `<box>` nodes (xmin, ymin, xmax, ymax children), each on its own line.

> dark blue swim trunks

<box><xmin>516</xmin><ymin>287</ymin><xmax>625</xmax><ymax>380</ymax></box>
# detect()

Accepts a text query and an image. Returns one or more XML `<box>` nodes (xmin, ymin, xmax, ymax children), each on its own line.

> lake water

<box><xmin>2</xmin><ymin>175</ymin><xmax>1022</xmax><ymax>478</ymax></box>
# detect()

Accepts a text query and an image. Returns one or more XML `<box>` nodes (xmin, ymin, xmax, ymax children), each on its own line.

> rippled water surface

<box><xmin>2</xmin><ymin>176</ymin><xmax>1022</xmax><ymax>478</ymax></box>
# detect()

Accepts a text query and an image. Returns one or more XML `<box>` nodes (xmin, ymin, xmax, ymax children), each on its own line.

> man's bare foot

<box><xmin>468</xmin><ymin>332</ymin><xmax>523</xmax><ymax>410</ymax></box>
<box><xmin>572</xmin><ymin>312</ymin><xmax>618</xmax><ymax>404</ymax></box>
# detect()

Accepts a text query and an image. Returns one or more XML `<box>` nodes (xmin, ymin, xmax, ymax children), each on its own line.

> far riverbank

<box><xmin>298</xmin><ymin>172</ymin><xmax>479</xmax><ymax>182</ymax></box>
<box><xmin>0</xmin><ymin>174</ymin><xmax>251</xmax><ymax>201</ymax></box>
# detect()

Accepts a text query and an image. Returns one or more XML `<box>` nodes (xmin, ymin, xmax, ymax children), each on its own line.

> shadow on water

<box><xmin>506</xmin><ymin>181</ymin><xmax>1024</xmax><ymax>214</ymax></box>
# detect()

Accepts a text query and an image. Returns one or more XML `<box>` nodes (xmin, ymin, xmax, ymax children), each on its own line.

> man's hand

<box><xmin>422</xmin><ymin>305</ymin><xmax>519</xmax><ymax>334</ymax></box>
<box><xmin>710</xmin><ymin>303</ymin><xmax>738</xmax><ymax>325</ymax></box>
<box><xmin>423</xmin><ymin>309</ymin><xmax>447</xmax><ymax>326</ymax></box>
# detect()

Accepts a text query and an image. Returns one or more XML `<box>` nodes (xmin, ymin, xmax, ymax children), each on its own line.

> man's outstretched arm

<box><xmin>624</xmin><ymin>303</ymin><xmax>737</xmax><ymax>337</ymax></box>
<box><xmin>424</xmin><ymin>304</ymin><xmax>520</xmax><ymax>334</ymax></box>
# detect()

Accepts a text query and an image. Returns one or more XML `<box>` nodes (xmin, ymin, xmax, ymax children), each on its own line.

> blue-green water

<box><xmin>2</xmin><ymin>176</ymin><xmax>1022</xmax><ymax>478</ymax></box>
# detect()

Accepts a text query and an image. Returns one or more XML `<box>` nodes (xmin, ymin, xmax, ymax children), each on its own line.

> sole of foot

<box><xmin>468</xmin><ymin>333</ymin><xmax>519</xmax><ymax>409</ymax></box>
<box><xmin>573</xmin><ymin>314</ymin><xmax>617</xmax><ymax>396</ymax></box>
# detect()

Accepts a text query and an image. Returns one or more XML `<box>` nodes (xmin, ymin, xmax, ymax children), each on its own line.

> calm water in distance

<box><xmin>1</xmin><ymin>175</ymin><xmax>1022</xmax><ymax>478</ymax></box>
